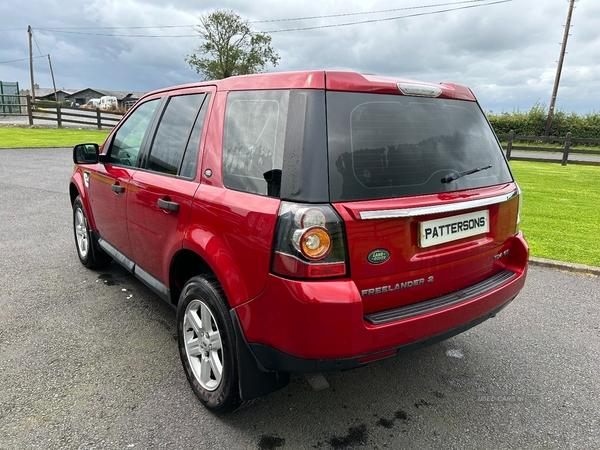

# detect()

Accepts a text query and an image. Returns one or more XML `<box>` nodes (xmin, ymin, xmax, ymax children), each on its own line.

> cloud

<box><xmin>1</xmin><ymin>0</ymin><xmax>599</xmax><ymax>113</ymax></box>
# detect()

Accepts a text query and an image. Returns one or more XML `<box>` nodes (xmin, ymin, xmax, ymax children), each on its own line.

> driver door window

<box><xmin>108</xmin><ymin>99</ymin><xmax>160</xmax><ymax>166</ymax></box>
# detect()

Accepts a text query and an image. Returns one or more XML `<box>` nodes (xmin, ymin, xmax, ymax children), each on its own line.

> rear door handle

<box><xmin>111</xmin><ymin>183</ymin><xmax>125</xmax><ymax>194</ymax></box>
<box><xmin>158</xmin><ymin>198</ymin><xmax>179</xmax><ymax>212</ymax></box>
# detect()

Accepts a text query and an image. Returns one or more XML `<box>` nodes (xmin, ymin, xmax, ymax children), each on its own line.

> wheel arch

<box><xmin>169</xmin><ymin>249</ymin><xmax>215</xmax><ymax>308</ymax></box>
<box><xmin>69</xmin><ymin>177</ymin><xmax>98</xmax><ymax>231</ymax></box>
<box><xmin>176</xmin><ymin>229</ymin><xmax>254</xmax><ymax>310</ymax></box>
<box><xmin>175</xmin><ymin>268</ymin><xmax>290</xmax><ymax>406</ymax></box>
<box><xmin>169</xmin><ymin>243</ymin><xmax>252</xmax><ymax>310</ymax></box>
<box><xmin>69</xmin><ymin>182</ymin><xmax>80</xmax><ymax>205</ymax></box>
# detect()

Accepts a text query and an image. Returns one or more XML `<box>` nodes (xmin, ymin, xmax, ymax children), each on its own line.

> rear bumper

<box><xmin>241</xmin><ymin>295</ymin><xmax>516</xmax><ymax>373</ymax></box>
<box><xmin>234</xmin><ymin>232</ymin><xmax>528</xmax><ymax>372</ymax></box>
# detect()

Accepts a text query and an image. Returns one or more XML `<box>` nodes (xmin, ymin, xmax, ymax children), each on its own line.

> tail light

<box><xmin>516</xmin><ymin>183</ymin><xmax>523</xmax><ymax>233</ymax></box>
<box><xmin>272</xmin><ymin>202</ymin><xmax>348</xmax><ymax>279</ymax></box>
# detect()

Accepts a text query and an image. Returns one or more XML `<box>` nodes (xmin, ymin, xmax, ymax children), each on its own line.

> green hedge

<box><xmin>34</xmin><ymin>100</ymin><xmax>72</xmax><ymax>108</ymax></box>
<box><xmin>487</xmin><ymin>103</ymin><xmax>600</xmax><ymax>139</ymax></box>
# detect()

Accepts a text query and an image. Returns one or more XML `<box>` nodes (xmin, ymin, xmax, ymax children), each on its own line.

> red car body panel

<box><xmin>335</xmin><ymin>183</ymin><xmax>520</xmax><ymax>314</ymax></box>
<box><xmin>88</xmin><ymin>164</ymin><xmax>136</xmax><ymax>259</ymax></box>
<box><xmin>325</xmin><ymin>71</ymin><xmax>476</xmax><ymax>100</ymax></box>
<box><xmin>198</xmin><ymin>91</ymin><xmax>226</xmax><ymax>189</ymax></box>
<box><xmin>127</xmin><ymin>171</ymin><xmax>198</xmax><ymax>282</ymax></box>
<box><xmin>183</xmin><ymin>184</ymin><xmax>281</xmax><ymax>307</ymax></box>
<box><xmin>236</xmin><ymin>232</ymin><xmax>527</xmax><ymax>360</ymax></box>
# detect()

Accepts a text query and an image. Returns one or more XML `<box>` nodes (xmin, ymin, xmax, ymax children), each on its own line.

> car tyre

<box><xmin>177</xmin><ymin>275</ymin><xmax>242</xmax><ymax>414</ymax></box>
<box><xmin>73</xmin><ymin>196</ymin><xmax>111</xmax><ymax>269</ymax></box>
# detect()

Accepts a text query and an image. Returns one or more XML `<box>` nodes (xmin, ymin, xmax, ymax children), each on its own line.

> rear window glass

<box><xmin>327</xmin><ymin>92</ymin><xmax>513</xmax><ymax>201</ymax></box>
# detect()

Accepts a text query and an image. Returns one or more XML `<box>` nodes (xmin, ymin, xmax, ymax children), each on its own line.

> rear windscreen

<box><xmin>327</xmin><ymin>92</ymin><xmax>513</xmax><ymax>201</ymax></box>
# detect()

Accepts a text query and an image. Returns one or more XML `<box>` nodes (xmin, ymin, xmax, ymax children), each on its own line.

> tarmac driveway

<box><xmin>0</xmin><ymin>147</ymin><xmax>598</xmax><ymax>450</ymax></box>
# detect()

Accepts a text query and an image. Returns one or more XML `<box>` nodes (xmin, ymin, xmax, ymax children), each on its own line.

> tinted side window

<box><xmin>223</xmin><ymin>90</ymin><xmax>289</xmax><ymax>196</ymax></box>
<box><xmin>108</xmin><ymin>99</ymin><xmax>160</xmax><ymax>166</ymax></box>
<box><xmin>147</xmin><ymin>93</ymin><xmax>207</xmax><ymax>176</ymax></box>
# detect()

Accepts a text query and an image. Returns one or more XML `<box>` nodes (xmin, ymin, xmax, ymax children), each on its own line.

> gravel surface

<box><xmin>0</xmin><ymin>147</ymin><xmax>598</xmax><ymax>450</ymax></box>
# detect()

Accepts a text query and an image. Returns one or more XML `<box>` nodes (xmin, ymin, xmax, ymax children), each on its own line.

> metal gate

<box><xmin>0</xmin><ymin>81</ymin><xmax>22</xmax><ymax>114</ymax></box>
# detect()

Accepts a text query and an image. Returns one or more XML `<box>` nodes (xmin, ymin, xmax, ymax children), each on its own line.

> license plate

<box><xmin>419</xmin><ymin>210</ymin><xmax>489</xmax><ymax>248</ymax></box>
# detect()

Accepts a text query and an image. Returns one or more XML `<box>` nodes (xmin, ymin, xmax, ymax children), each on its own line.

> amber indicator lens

<box><xmin>293</xmin><ymin>227</ymin><xmax>332</xmax><ymax>260</ymax></box>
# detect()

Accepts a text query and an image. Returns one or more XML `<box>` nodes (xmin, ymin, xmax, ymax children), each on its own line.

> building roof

<box><xmin>33</xmin><ymin>87</ymin><xmax>147</xmax><ymax>100</ymax></box>
<box><xmin>33</xmin><ymin>88</ymin><xmax>75</xmax><ymax>98</ymax></box>
<box><xmin>69</xmin><ymin>88</ymin><xmax>147</xmax><ymax>100</ymax></box>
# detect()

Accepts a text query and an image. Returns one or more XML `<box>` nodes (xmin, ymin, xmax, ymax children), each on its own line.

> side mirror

<box><xmin>73</xmin><ymin>143</ymin><xmax>100</xmax><ymax>164</ymax></box>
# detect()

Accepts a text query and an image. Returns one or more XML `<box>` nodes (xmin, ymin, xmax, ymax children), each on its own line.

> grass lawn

<box><xmin>0</xmin><ymin>127</ymin><xmax>110</xmax><ymax>148</ymax></box>
<box><xmin>510</xmin><ymin>161</ymin><xmax>600</xmax><ymax>267</ymax></box>
<box><xmin>1</xmin><ymin>127</ymin><xmax>597</xmax><ymax>267</ymax></box>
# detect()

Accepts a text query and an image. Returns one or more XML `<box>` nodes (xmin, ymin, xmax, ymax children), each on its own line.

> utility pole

<box><xmin>28</xmin><ymin>25</ymin><xmax>36</xmax><ymax>103</ymax></box>
<box><xmin>47</xmin><ymin>54</ymin><xmax>58</xmax><ymax>102</ymax></box>
<box><xmin>545</xmin><ymin>0</ymin><xmax>577</xmax><ymax>137</ymax></box>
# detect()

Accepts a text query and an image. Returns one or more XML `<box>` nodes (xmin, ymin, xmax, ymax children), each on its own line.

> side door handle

<box><xmin>158</xmin><ymin>198</ymin><xmax>179</xmax><ymax>212</ymax></box>
<box><xmin>111</xmin><ymin>183</ymin><xmax>125</xmax><ymax>194</ymax></box>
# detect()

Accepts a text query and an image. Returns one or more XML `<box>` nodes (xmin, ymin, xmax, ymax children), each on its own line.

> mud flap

<box><xmin>230</xmin><ymin>310</ymin><xmax>290</xmax><ymax>401</ymax></box>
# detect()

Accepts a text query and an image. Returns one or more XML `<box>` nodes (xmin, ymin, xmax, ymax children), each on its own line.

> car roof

<box><xmin>141</xmin><ymin>70</ymin><xmax>476</xmax><ymax>102</ymax></box>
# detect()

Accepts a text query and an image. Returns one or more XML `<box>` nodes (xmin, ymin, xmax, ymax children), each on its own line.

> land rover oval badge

<box><xmin>367</xmin><ymin>249</ymin><xmax>390</xmax><ymax>264</ymax></box>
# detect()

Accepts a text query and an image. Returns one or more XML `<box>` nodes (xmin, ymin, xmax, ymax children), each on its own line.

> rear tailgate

<box><xmin>333</xmin><ymin>183</ymin><xmax>520</xmax><ymax>314</ymax></box>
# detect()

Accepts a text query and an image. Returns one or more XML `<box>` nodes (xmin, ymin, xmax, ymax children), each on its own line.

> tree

<box><xmin>185</xmin><ymin>10</ymin><xmax>280</xmax><ymax>80</ymax></box>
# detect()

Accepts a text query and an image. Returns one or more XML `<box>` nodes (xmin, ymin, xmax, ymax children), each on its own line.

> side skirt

<box><xmin>97</xmin><ymin>236</ymin><xmax>171</xmax><ymax>303</ymax></box>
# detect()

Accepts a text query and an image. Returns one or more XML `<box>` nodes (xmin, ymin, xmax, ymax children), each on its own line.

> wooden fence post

<box><xmin>56</xmin><ymin>104</ymin><xmax>62</xmax><ymax>128</ymax></box>
<box><xmin>96</xmin><ymin>108</ymin><xmax>102</xmax><ymax>130</ymax></box>
<box><xmin>506</xmin><ymin>130</ymin><xmax>514</xmax><ymax>160</ymax></box>
<box><xmin>562</xmin><ymin>132</ymin><xmax>572</xmax><ymax>166</ymax></box>
<box><xmin>27</xmin><ymin>95</ymin><xmax>33</xmax><ymax>126</ymax></box>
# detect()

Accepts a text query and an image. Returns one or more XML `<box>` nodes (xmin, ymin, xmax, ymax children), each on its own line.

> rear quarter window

<box><xmin>327</xmin><ymin>92</ymin><xmax>513</xmax><ymax>201</ymax></box>
<box><xmin>222</xmin><ymin>90</ymin><xmax>289</xmax><ymax>196</ymax></box>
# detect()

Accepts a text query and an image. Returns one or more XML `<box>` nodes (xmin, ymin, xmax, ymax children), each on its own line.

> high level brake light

<box><xmin>396</xmin><ymin>82</ymin><xmax>442</xmax><ymax>98</ymax></box>
<box><xmin>272</xmin><ymin>202</ymin><xmax>348</xmax><ymax>279</ymax></box>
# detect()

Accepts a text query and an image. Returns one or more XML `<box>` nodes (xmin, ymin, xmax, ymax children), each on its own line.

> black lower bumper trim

<box><xmin>364</xmin><ymin>269</ymin><xmax>516</xmax><ymax>325</ymax></box>
<box><xmin>230</xmin><ymin>311</ymin><xmax>290</xmax><ymax>401</ymax></box>
<box><xmin>249</xmin><ymin>295</ymin><xmax>517</xmax><ymax>374</ymax></box>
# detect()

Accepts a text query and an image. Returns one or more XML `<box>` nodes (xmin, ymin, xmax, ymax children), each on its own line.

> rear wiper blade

<box><xmin>441</xmin><ymin>165</ymin><xmax>492</xmax><ymax>183</ymax></box>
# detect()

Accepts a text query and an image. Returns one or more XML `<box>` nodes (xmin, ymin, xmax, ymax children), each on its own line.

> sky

<box><xmin>1</xmin><ymin>0</ymin><xmax>599</xmax><ymax>114</ymax></box>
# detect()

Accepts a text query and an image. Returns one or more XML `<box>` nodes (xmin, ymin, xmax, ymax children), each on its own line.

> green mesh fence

<box><xmin>0</xmin><ymin>81</ymin><xmax>22</xmax><ymax>114</ymax></box>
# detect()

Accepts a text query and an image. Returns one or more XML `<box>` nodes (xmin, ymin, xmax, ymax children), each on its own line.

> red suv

<box><xmin>70</xmin><ymin>71</ymin><xmax>528</xmax><ymax>413</ymax></box>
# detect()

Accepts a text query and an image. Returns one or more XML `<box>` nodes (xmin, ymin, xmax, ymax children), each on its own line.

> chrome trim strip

<box><xmin>359</xmin><ymin>190</ymin><xmax>518</xmax><ymax>220</ymax></box>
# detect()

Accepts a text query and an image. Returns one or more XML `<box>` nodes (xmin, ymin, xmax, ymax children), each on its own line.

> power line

<box><xmin>0</xmin><ymin>54</ymin><xmax>47</xmax><ymax>64</ymax></box>
<box><xmin>33</xmin><ymin>0</ymin><xmax>500</xmax><ymax>31</ymax></box>
<box><xmin>267</xmin><ymin>0</ymin><xmax>513</xmax><ymax>33</ymax></box>
<box><xmin>35</xmin><ymin>29</ymin><xmax>197</xmax><ymax>37</ymax></box>
<box><xmin>253</xmin><ymin>0</ymin><xmax>496</xmax><ymax>23</ymax></box>
<box><xmin>31</xmin><ymin>30</ymin><xmax>46</xmax><ymax>57</ymax></box>
<box><xmin>37</xmin><ymin>24</ymin><xmax>193</xmax><ymax>31</ymax></box>
<box><xmin>33</xmin><ymin>0</ymin><xmax>513</xmax><ymax>38</ymax></box>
